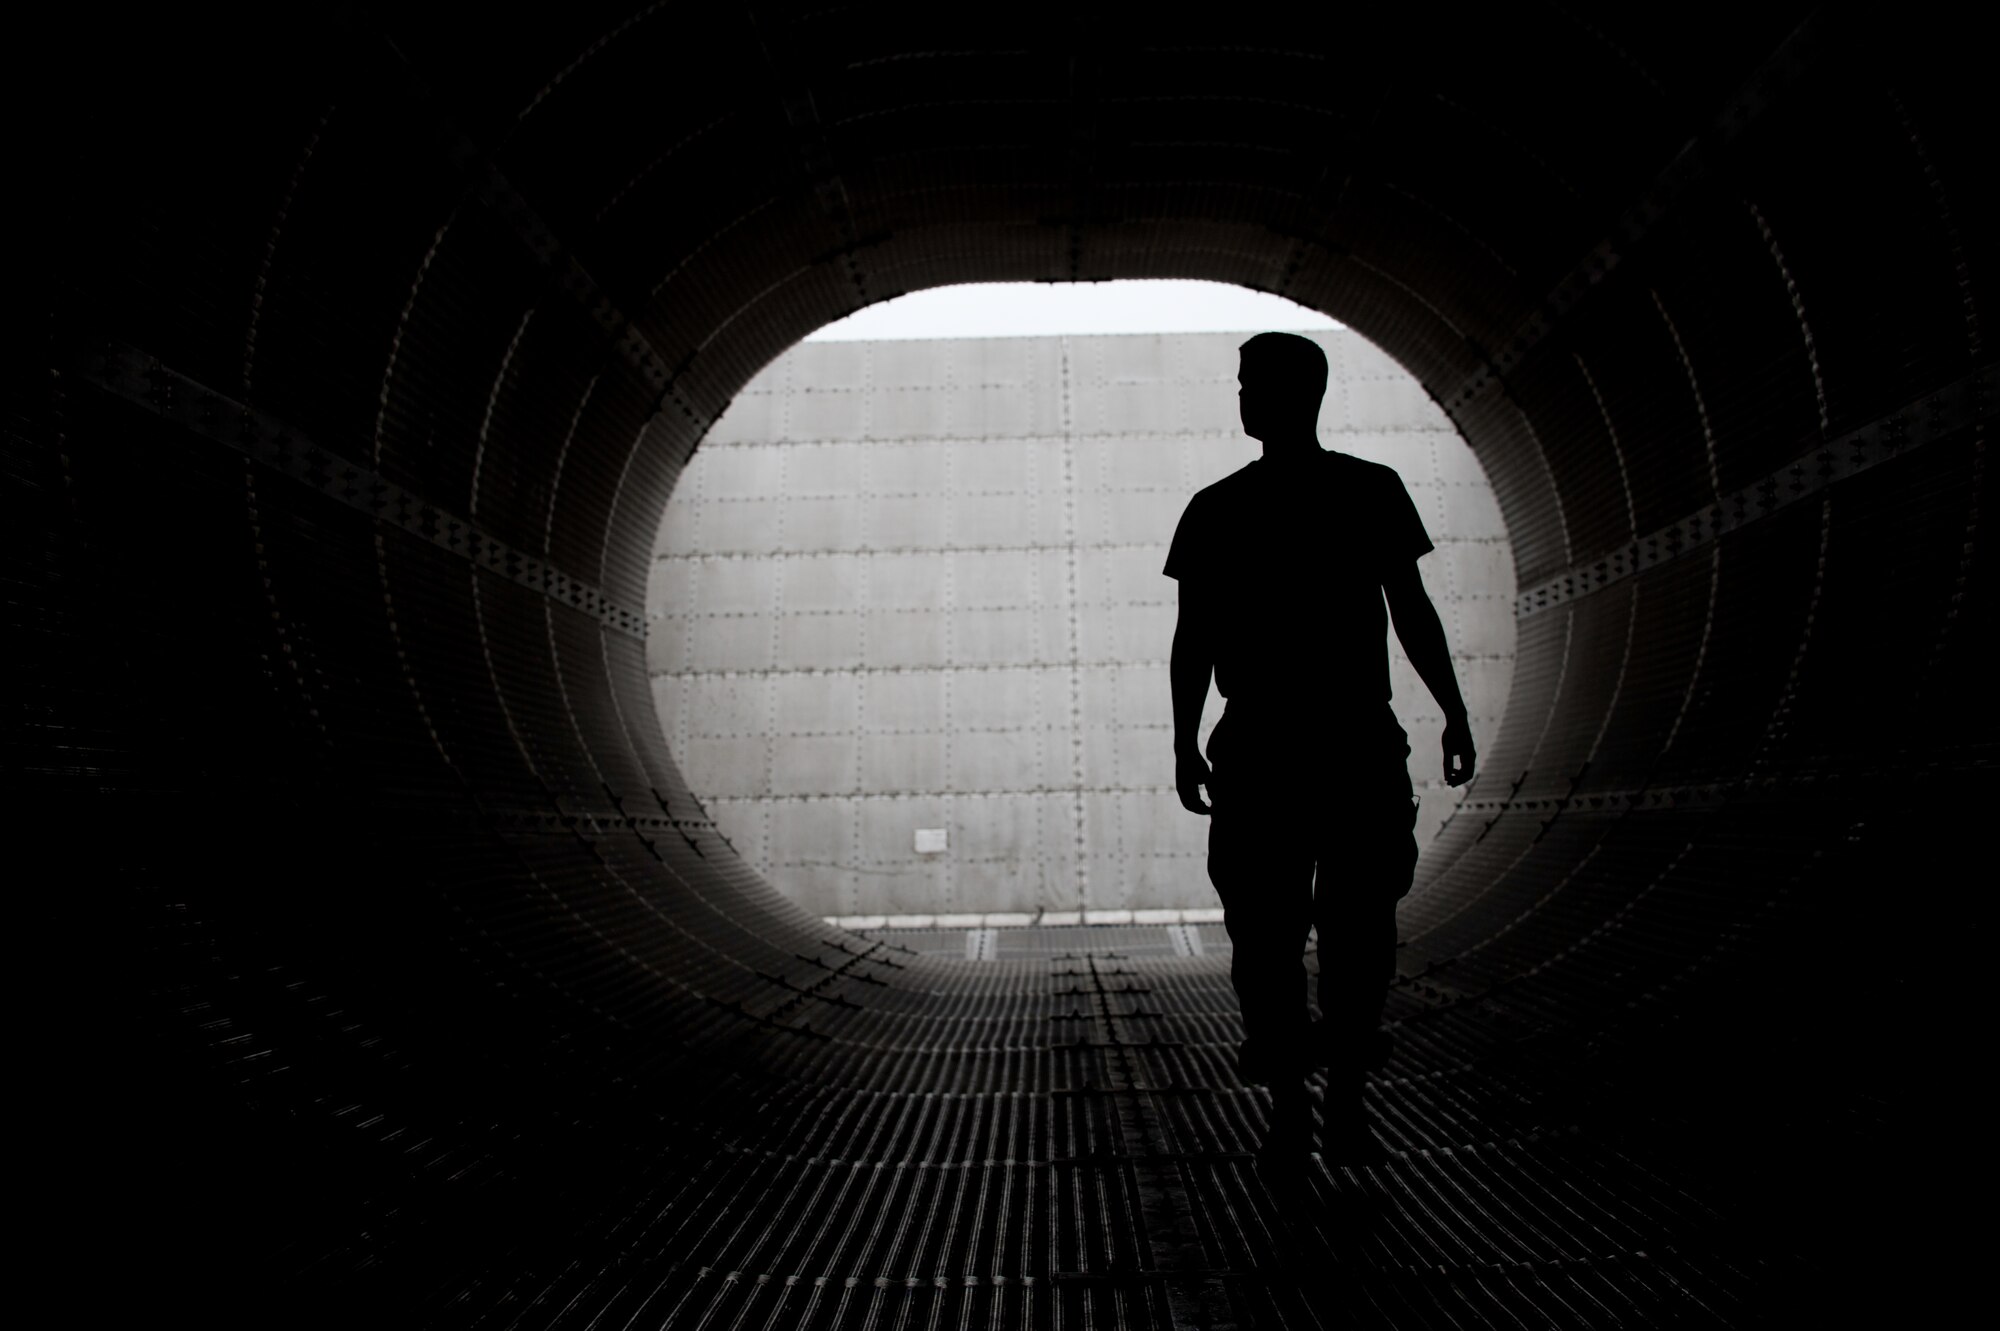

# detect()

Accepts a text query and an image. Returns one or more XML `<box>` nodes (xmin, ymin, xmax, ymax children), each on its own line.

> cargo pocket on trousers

<box><xmin>1394</xmin><ymin>795</ymin><xmax>1421</xmax><ymax>899</ymax></box>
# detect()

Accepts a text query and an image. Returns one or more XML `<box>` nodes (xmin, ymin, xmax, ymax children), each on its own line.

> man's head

<box><xmin>1236</xmin><ymin>332</ymin><xmax>1328</xmax><ymax>443</ymax></box>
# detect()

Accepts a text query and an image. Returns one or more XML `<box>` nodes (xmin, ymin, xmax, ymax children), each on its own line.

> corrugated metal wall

<box><xmin>648</xmin><ymin>330</ymin><xmax>1515</xmax><ymax>917</ymax></box>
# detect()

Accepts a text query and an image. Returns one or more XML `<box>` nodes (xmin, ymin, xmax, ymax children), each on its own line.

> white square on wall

<box><xmin>914</xmin><ymin>828</ymin><xmax>949</xmax><ymax>854</ymax></box>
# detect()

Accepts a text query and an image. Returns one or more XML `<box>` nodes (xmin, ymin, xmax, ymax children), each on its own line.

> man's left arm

<box><xmin>1383</xmin><ymin>562</ymin><xmax>1476</xmax><ymax>787</ymax></box>
<box><xmin>1170</xmin><ymin>577</ymin><xmax>1215</xmax><ymax>814</ymax></box>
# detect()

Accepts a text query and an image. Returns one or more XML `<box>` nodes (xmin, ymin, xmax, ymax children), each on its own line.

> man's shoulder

<box><xmin>1188</xmin><ymin>460</ymin><xmax>1263</xmax><ymax>504</ymax></box>
<box><xmin>1176</xmin><ymin>461</ymin><xmax>1262</xmax><ymax>524</ymax></box>
<box><xmin>1325</xmin><ymin>450</ymin><xmax>1433</xmax><ymax>560</ymax></box>
<box><xmin>1324</xmin><ymin>450</ymin><xmax>1407</xmax><ymax>490</ymax></box>
<box><xmin>1166</xmin><ymin>462</ymin><xmax>1259</xmax><ymax>577</ymax></box>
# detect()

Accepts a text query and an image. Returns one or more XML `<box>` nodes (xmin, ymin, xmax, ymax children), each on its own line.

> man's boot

<box><xmin>1257</xmin><ymin>1078</ymin><xmax>1314</xmax><ymax>1164</ymax></box>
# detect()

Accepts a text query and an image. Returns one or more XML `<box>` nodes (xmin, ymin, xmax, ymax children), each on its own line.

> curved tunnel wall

<box><xmin>17</xmin><ymin>4</ymin><xmax>1989</xmax><ymax>1322</ymax></box>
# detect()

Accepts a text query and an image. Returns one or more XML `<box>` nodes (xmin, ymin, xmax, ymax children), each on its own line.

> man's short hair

<box><xmin>1238</xmin><ymin>331</ymin><xmax>1329</xmax><ymax>402</ymax></box>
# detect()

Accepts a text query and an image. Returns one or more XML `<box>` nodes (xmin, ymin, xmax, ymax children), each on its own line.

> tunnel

<box><xmin>16</xmin><ymin>4</ymin><xmax>1990</xmax><ymax>1326</ymax></box>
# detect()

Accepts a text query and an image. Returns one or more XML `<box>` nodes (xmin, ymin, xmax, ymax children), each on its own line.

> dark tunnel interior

<box><xmin>14</xmin><ymin>4</ymin><xmax>1992</xmax><ymax>1325</ymax></box>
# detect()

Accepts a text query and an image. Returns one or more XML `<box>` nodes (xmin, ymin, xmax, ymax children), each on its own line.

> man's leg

<box><xmin>1207</xmin><ymin>772</ymin><xmax>1321</xmax><ymax>1159</ymax></box>
<box><xmin>1313</xmin><ymin>737</ymin><xmax>1419</xmax><ymax>1064</ymax></box>
<box><xmin>1208</xmin><ymin>788</ymin><xmax>1316</xmax><ymax>1085</ymax></box>
<box><xmin>1312</xmin><ymin>771</ymin><xmax>1419</xmax><ymax>1155</ymax></box>
<box><xmin>1314</xmin><ymin>874</ymin><xmax>1400</xmax><ymax>1062</ymax></box>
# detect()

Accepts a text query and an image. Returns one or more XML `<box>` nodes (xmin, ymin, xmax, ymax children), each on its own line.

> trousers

<box><xmin>1204</xmin><ymin>704</ymin><xmax>1420</xmax><ymax>1082</ymax></box>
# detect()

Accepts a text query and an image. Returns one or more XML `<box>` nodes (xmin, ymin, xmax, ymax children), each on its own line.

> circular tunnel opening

<box><xmin>646</xmin><ymin>289</ymin><xmax>1518</xmax><ymax>929</ymax></box>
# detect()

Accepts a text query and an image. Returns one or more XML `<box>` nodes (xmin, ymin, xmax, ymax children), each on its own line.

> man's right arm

<box><xmin>1171</xmin><ymin>577</ymin><xmax>1214</xmax><ymax>814</ymax></box>
<box><xmin>1383</xmin><ymin>562</ymin><xmax>1476</xmax><ymax>787</ymax></box>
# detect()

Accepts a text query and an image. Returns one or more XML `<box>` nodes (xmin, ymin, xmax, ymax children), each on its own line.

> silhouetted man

<box><xmin>1165</xmin><ymin>332</ymin><xmax>1475</xmax><ymax>1161</ymax></box>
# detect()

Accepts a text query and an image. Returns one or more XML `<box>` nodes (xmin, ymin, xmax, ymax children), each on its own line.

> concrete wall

<box><xmin>646</xmin><ymin>330</ymin><xmax>1515</xmax><ymax>918</ymax></box>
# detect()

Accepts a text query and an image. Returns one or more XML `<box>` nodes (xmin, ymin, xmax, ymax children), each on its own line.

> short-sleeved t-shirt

<box><xmin>1163</xmin><ymin>449</ymin><xmax>1433</xmax><ymax>713</ymax></box>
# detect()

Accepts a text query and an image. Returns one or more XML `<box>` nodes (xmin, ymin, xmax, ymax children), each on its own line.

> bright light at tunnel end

<box><xmin>805</xmin><ymin>279</ymin><xmax>1345</xmax><ymax>342</ymax></box>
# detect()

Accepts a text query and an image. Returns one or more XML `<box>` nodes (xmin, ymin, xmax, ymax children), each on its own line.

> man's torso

<box><xmin>1165</xmin><ymin>449</ymin><xmax>1433</xmax><ymax>724</ymax></box>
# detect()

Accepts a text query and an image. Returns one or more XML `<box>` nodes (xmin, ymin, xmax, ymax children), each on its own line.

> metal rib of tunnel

<box><xmin>16</xmin><ymin>5</ymin><xmax>1988</xmax><ymax>1327</ymax></box>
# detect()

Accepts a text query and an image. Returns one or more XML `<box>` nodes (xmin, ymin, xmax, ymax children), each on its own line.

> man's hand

<box><xmin>1442</xmin><ymin>715</ymin><xmax>1476</xmax><ymax>788</ymax></box>
<box><xmin>1177</xmin><ymin>749</ymin><xmax>1213</xmax><ymax>815</ymax></box>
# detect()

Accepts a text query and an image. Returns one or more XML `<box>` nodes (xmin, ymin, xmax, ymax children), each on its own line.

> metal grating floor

<box><xmin>396</xmin><ymin>927</ymin><xmax>1818</xmax><ymax>1329</ymax></box>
